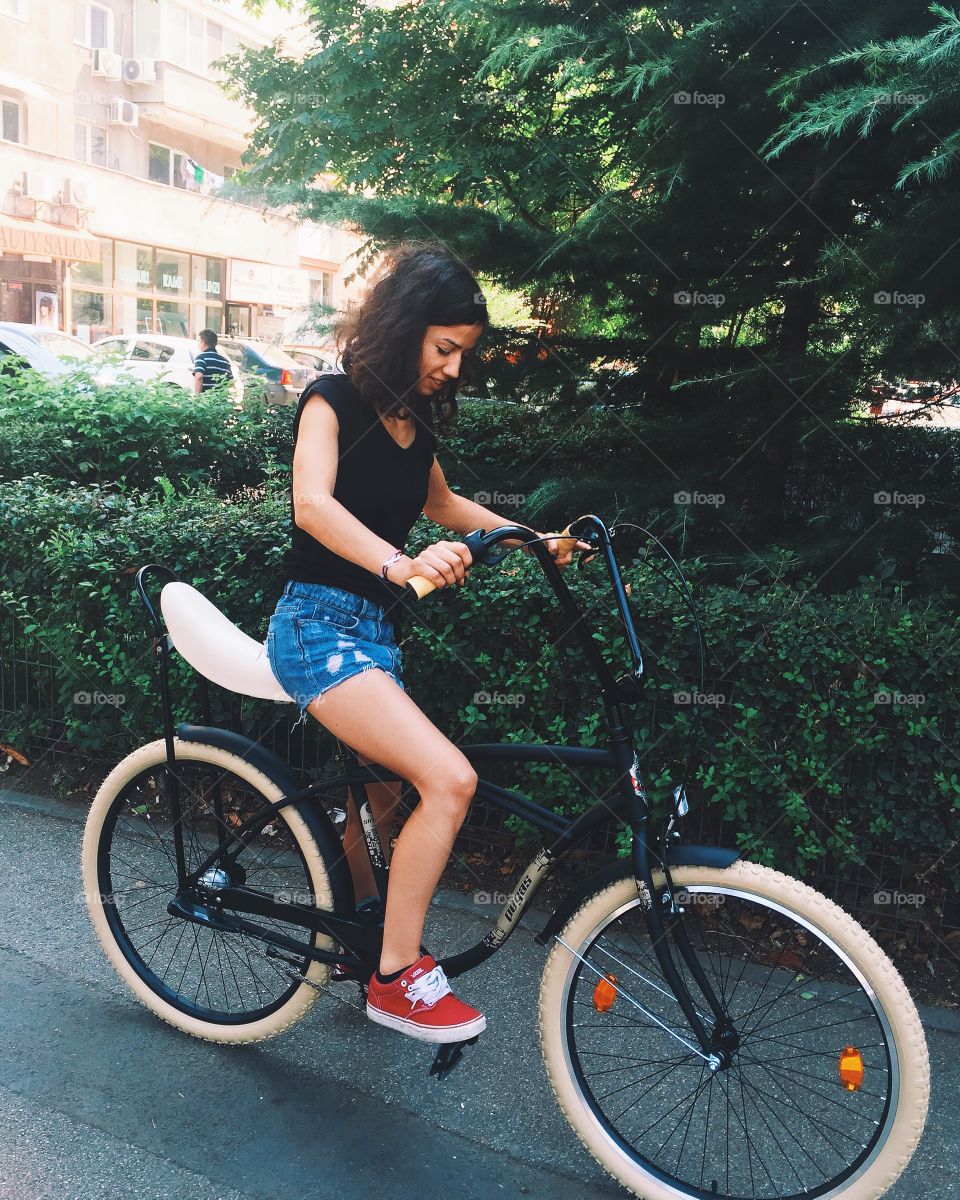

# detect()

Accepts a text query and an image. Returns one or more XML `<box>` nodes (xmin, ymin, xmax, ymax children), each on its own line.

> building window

<box><xmin>1</xmin><ymin>96</ymin><xmax>21</xmax><ymax>143</ymax></box>
<box><xmin>148</xmin><ymin>142</ymin><xmax>188</xmax><ymax>187</ymax></box>
<box><xmin>115</xmin><ymin>241</ymin><xmax>154</xmax><ymax>291</ymax></box>
<box><xmin>310</xmin><ymin>273</ymin><xmax>334</xmax><ymax>309</ymax></box>
<box><xmin>0</xmin><ymin>0</ymin><xmax>27</xmax><ymax>20</ymax></box>
<box><xmin>71</xmin><ymin>290</ymin><xmax>112</xmax><ymax>343</ymax></box>
<box><xmin>156</xmin><ymin>249</ymin><xmax>189</xmax><ymax>297</ymax></box>
<box><xmin>75</xmin><ymin>0</ymin><xmax>113</xmax><ymax>49</ymax></box>
<box><xmin>206</xmin><ymin>20</ymin><xmax>224</xmax><ymax>69</ymax></box>
<box><xmin>71</xmin><ymin>239</ymin><xmax>113</xmax><ymax>287</ymax></box>
<box><xmin>192</xmin><ymin>255</ymin><xmax>223</xmax><ymax>301</ymax></box>
<box><xmin>166</xmin><ymin>2</ymin><xmax>204</xmax><ymax>74</ymax></box>
<box><xmin>75</xmin><ymin>120</ymin><xmax>107</xmax><ymax>167</ymax></box>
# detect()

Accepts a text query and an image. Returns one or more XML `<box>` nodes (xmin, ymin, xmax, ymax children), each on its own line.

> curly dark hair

<box><xmin>335</xmin><ymin>241</ymin><xmax>488</xmax><ymax>431</ymax></box>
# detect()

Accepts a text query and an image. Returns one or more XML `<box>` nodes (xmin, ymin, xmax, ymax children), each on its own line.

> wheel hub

<box><xmin>708</xmin><ymin>1018</ymin><xmax>740</xmax><ymax>1071</ymax></box>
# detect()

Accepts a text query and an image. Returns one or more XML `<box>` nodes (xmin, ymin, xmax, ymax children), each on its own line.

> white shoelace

<box><xmin>405</xmin><ymin>964</ymin><xmax>452</xmax><ymax>1010</ymax></box>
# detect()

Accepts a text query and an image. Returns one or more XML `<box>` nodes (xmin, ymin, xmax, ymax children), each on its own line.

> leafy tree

<box><xmin>223</xmin><ymin>1</ymin><xmax>958</xmax><ymax>586</ymax></box>
<box><xmin>765</xmin><ymin>1</ymin><xmax>960</xmax><ymax>396</ymax></box>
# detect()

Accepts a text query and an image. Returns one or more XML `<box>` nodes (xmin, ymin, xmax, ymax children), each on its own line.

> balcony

<box><xmin>131</xmin><ymin>60</ymin><xmax>253</xmax><ymax>151</ymax></box>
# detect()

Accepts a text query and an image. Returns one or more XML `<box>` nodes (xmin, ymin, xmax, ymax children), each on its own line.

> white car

<box><xmin>0</xmin><ymin>323</ymin><xmax>69</xmax><ymax>378</ymax></box>
<box><xmin>92</xmin><ymin>334</ymin><xmax>242</xmax><ymax>401</ymax></box>
<box><xmin>283</xmin><ymin>345</ymin><xmax>338</xmax><ymax>382</ymax></box>
<box><xmin>1</xmin><ymin>322</ymin><xmax>98</xmax><ymax>365</ymax></box>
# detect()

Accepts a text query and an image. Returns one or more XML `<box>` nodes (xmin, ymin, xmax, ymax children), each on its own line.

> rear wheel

<box><xmin>82</xmin><ymin>738</ymin><xmax>344</xmax><ymax>1043</ymax></box>
<box><xmin>539</xmin><ymin>861</ymin><xmax>928</xmax><ymax>1200</ymax></box>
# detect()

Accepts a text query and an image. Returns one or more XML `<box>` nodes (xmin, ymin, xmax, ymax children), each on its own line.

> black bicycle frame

<box><xmin>135</xmin><ymin>515</ymin><xmax>732</xmax><ymax>1057</ymax></box>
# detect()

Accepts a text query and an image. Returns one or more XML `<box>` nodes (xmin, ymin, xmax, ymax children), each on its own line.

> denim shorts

<box><xmin>267</xmin><ymin>580</ymin><xmax>405</xmax><ymax>714</ymax></box>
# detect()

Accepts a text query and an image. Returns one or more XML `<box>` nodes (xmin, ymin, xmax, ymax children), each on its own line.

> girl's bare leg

<box><xmin>305</xmin><ymin>669</ymin><xmax>477</xmax><ymax>974</ymax></box>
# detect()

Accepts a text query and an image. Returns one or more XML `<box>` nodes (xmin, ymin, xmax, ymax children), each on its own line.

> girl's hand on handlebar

<box><xmin>386</xmin><ymin>540</ymin><xmax>472</xmax><ymax>589</ymax></box>
<box><xmin>539</xmin><ymin>531</ymin><xmax>593</xmax><ymax>570</ymax></box>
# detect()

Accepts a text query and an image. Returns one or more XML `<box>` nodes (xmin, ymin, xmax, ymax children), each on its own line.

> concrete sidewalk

<box><xmin>1</xmin><ymin>785</ymin><xmax>957</xmax><ymax>1200</ymax></box>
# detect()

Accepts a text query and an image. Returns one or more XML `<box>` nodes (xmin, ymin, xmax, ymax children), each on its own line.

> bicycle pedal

<box><xmin>428</xmin><ymin>1035</ymin><xmax>480</xmax><ymax>1081</ymax></box>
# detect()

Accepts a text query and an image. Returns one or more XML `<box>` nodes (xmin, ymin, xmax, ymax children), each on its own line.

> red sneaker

<box><xmin>366</xmin><ymin>954</ymin><xmax>486</xmax><ymax>1043</ymax></box>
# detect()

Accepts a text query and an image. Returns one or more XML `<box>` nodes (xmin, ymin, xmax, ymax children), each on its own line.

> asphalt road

<box><xmin>1</xmin><ymin>786</ymin><xmax>957</xmax><ymax>1200</ymax></box>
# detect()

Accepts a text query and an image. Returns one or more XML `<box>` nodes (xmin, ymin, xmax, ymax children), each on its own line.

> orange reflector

<box><xmin>838</xmin><ymin>1045</ymin><xmax>864</xmax><ymax>1092</ymax></box>
<box><xmin>593</xmin><ymin>973</ymin><xmax>618</xmax><ymax>1012</ymax></box>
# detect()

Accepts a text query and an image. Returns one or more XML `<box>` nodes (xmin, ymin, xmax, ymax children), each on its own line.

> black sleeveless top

<box><xmin>279</xmin><ymin>371</ymin><xmax>437</xmax><ymax>636</ymax></box>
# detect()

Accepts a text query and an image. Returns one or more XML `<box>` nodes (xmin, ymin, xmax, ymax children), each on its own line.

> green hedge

<box><xmin>1</xmin><ymin>475</ymin><xmax>957</xmax><ymax>886</ymax></box>
<box><xmin>0</xmin><ymin>367</ymin><xmax>292</xmax><ymax>494</ymax></box>
<box><xmin>2</xmin><ymin>369</ymin><xmax>956</xmax><ymax>591</ymax></box>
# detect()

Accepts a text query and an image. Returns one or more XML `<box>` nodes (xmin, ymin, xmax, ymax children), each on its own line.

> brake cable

<box><xmin>607</xmin><ymin>521</ymin><xmax>709</xmax><ymax>831</ymax></box>
<box><xmin>420</xmin><ymin>525</ymin><xmax>708</xmax><ymax>833</ymax></box>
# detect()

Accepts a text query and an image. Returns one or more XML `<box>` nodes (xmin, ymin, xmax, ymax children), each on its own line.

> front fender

<box><xmin>534</xmin><ymin>843</ymin><xmax>740</xmax><ymax>946</ymax></box>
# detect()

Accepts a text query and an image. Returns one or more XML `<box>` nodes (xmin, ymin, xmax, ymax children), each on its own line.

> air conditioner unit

<box><xmin>61</xmin><ymin>178</ymin><xmax>89</xmax><ymax>207</ymax></box>
<box><xmin>123</xmin><ymin>57</ymin><xmax>156</xmax><ymax>84</ymax></box>
<box><xmin>52</xmin><ymin>203</ymin><xmax>81</xmax><ymax>228</ymax></box>
<box><xmin>108</xmin><ymin>98</ymin><xmax>139</xmax><ymax>127</ymax></box>
<box><xmin>13</xmin><ymin>195</ymin><xmax>37</xmax><ymax>218</ymax></box>
<box><xmin>92</xmin><ymin>48</ymin><xmax>123</xmax><ymax>80</ymax></box>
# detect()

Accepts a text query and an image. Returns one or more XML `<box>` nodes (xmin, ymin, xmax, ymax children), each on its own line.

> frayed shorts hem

<box><xmin>288</xmin><ymin>661</ymin><xmax>406</xmax><ymax>717</ymax></box>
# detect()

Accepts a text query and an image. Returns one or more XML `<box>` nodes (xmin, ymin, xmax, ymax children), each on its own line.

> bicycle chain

<box><xmin>253</xmin><ymin>938</ymin><xmax>369</xmax><ymax>1013</ymax></box>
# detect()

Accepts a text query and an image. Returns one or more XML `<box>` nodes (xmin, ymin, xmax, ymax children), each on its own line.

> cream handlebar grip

<box><xmin>405</xmin><ymin>574</ymin><xmax>439</xmax><ymax>600</ymax></box>
<box><xmin>404</xmin><ymin>523</ymin><xmax>579</xmax><ymax>600</ymax></box>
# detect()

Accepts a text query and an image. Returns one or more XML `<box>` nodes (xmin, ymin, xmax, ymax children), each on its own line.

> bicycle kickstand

<box><xmin>428</xmin><ymin>1035</ymin><xmax>480</xmax><ymax>1081</ymax></box>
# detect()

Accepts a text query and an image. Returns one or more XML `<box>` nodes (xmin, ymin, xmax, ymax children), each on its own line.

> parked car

<box><xmin>91</xmin><ymin>334</ymin><xmax>242</xmax><ymax>401</ymax></box>
<box><xmin>218</xmin><ymin>338</ymin><xmax>309</xmax><ymax>404</ymax></box>
<box><xmin>283</xmin><ymin>345</ymin><xmax>338</xmax><ymax>382</ymax></box>
<box><xmin>0</xmin><ymin>323</ymin><xmax>69</xmax><ymax>379</ymax></box>
<box><xmin>0</xmin><ymin>323</ymin><xmax>98</xmax><ymax>364</ymax></box>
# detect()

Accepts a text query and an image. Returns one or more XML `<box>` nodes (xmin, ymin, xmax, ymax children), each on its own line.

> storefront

<box><xmin>67</xmin><ymin>238</ymin><xmax>226</xmax><ymax>342</ymax></box>
<box><xmin>0</xmin><ymin>214</ymin><xmax>100</xmax><ymax>328</ymax></box>
<box><xmin>227</xmin><ymin>258</ymin><xmax>310</xmax><ymax>341</ymax></box>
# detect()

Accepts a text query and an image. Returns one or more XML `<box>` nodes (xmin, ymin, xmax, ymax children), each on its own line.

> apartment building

<box><xmin>0</xmin><ymin>0</ymin><xmax>362</xmax><ymax>346</ymax></box>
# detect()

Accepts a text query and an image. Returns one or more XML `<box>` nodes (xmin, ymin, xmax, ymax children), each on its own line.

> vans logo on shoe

<box><xmin>410</xmin><ymin>967</ymin><xmax>425</xmax><ymax>979</ymax></box>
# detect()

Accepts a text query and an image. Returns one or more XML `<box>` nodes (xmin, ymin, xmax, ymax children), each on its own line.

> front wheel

<box><xmin>539</xmin><ymin>860</ymin><xmax>928</xmax><ymax>1200</ymax></box>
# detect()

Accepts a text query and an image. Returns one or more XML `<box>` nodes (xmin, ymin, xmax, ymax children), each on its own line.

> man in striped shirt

<box><xmin>193</xmin><ymin>330</ymin><xmax>234</xmax><ymax>394</ymax></box>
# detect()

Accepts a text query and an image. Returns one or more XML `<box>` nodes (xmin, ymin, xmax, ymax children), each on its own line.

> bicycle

<box><xmin>81</xmin><ymin>514</ymin><xmax>929</xmax><ymax>1200</ymax></box>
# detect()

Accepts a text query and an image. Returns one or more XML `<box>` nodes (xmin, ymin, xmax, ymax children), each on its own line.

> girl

<box><xmin>267</xmin><ymin>242</ymin><xmax>582</xmax><ymax>1042</ymax></box>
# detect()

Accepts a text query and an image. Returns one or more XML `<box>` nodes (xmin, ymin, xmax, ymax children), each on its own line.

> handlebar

<box><xmin>403</xmin><ymin>522</ymin><xmax>584</xmax><ymax>599</ymax></box>
<box><xmin>402</xmin><ymin>514</ymin><xmax>646</xmax><ymax>707</ymax></box>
